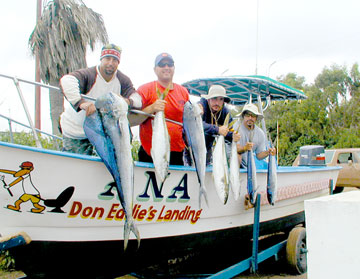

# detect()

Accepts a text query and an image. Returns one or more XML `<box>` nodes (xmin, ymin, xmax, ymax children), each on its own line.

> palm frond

<box><xmin>29</xmin><ymin>0</ymin><xmax>109</xmax><ymax>83</ymax></box>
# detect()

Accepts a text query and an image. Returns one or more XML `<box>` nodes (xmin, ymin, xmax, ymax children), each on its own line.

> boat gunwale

<box><xmin>0</xmin><ymin>140</ymin><xmax>341</xmax><ymax>174</ymax></box>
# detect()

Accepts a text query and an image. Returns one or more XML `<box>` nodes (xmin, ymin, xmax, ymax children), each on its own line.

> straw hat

<box><xmin>240</xmin><ymin>103</ymin><xmax>263</xmax><ymax>120</ymax></box>
<box><xmin>201</xmin><ymin>85</ymin><xmax>231</xmax><ymax>103</ymax></box>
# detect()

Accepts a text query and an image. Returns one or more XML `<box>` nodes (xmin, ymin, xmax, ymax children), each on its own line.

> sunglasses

<box><xmin>158</xmin><ymin>61</ymin><xmax>174</xmax><ymax>68</ymax></box>
<box><xmin>244</xmin><ymin>112</ymin><xmax>257</xmax><ymax>118</ymax></box>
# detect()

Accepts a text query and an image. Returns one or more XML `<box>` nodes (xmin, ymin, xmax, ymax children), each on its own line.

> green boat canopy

<box><xmin>182</xmin><ymin>75</ymin><xmax>307</xmax><ymax>106</ymax></box>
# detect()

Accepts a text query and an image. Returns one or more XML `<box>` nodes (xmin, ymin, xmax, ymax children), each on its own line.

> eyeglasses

<box><xmin>157</xmin><ymin>61</ymin><xmax>174</xmax><ymax>68</ymax></box>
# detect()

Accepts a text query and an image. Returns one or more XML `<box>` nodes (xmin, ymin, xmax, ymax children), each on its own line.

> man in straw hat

<box><xmin>236</xmin><ymin>103</ymin><xmax>276</xmax><ymax>167</ymax></box>
<box><xmin>60</xmin><ymin>43</ymin><xmax>142</xmax><ymax>155</ymax></box>
<box><xmin>198</xmin><ymin>84</ymin><xmax>240</xmax><ymax>165</ymax></box>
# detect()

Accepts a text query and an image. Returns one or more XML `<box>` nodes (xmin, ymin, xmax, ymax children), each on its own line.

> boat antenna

<box><xmin>255</xmin><ymin>0</ymin><xmax>259</xmax><ymax>75</ymax></box>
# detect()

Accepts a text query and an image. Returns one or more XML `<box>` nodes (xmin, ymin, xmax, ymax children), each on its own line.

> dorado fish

<box><xmin>183</xmin><ymin>101</ymin><xmax>208</xmax><ymax>207</ymax></box>
<box><xmin>266</xmin><ymin>140</ymin><xmax>278</xmax><ymax>205</ymax></box>
<box><xmin>212</xmin><ymin>114</ymin><xmax>230</xmax><ymax>204</ymax></box>
<box><xmin>151</xmin><ymin>86</ymin><xmax>171</xmax><ymax>184</ymax></box>
<box><xmin>84</xmin><ymin>92</ymin><xmax>140</xmax><ymax>250</ymax></box>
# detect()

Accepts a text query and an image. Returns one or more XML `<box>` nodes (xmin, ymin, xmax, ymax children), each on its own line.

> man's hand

<box><xmin>150</xmin><ymin>99</ymin><xmax>166</xmax><ymax>114</ymax></box>
<box><xmin>218</xmin><ymin>125</ymin><xmax>229</xmax><ymax>137</ymax></box>
<box><xmin>268</xmin><ymin>147</ymin><xmax>276</xmax><ymax>156</ymax></box>
<box><xmin>244</xmin><ymin>142</ymin><xmax>254</xmax><ymax>151</ymax></box>
<box><xmin>233</xmin><ymin>132</ymin><xmax>241</xmax><ymax>142</ymax></box>
<box><xmin>80</xmin><ymin>102</ymin><xmax>96</xmax><ymax>116</ymax></box>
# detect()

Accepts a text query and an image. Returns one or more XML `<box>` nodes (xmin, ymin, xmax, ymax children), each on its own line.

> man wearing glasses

<box><xmin>60</xmin><ymin>43</ymin><xmax>142</xmax><ymax>155</ymax></box>
<box><xmin>236</xmin><ymin>103</ymin><xmax>276</xmax><ymax>167</ymax></box>
<box><xmin>137</xmin><ymin>53</ymin><xmax>189</xmax><ymax>165</ymax></box>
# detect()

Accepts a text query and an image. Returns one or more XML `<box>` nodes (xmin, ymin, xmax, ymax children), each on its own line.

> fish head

<box><xmin>95</xmin><ymin>92</ymin><xmax>128</xmax><ymax>120</ymax></box>
<box><xmin>183</xmin><ymin>101</ymin><xmax>202</xmax><ymax>121</ymax></box>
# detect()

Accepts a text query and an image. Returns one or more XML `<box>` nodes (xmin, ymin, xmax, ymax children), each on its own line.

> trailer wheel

<box><xmin>286</xmin><ymin>226</ymin><xmax>307</xmax><ymax>274</ymax></box>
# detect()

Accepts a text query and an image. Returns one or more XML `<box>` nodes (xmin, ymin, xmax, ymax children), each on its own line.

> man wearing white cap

<box><xmin>198</xmin><ymin>85</ymin><xmax>240</xmax><ymax>165</ymax></box>
<box><xmin>236</xmin><ymin>103</ymin><xmax>276</xmax><ymax>167</ymax></box>
<box><xmin>60</xmin><ymin>43</ymin><xmax>142</xmax><ymax>155</ymax></box>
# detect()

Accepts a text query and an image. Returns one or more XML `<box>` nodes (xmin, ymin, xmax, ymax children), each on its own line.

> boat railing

<box><xmin>0</xmin><ymin>73</ymin><xmax>183</xmax><ymax>150</ymax></box>
<box><xmin>0</xmin><ymin>73</ymin><xmax>63</xmax><ymax>150</ymax></box>
<box><xmin>0</xmin><ymin>113</ymin><xmax>62</xmax><ymax>150</ymax></box>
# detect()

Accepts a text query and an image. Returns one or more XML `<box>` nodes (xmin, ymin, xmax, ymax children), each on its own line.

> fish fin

<box><xmin>156</xmin><ymin>83</ymin><xmax>171</xmax><ymax>100</ymax></box>
<box><xmin>228</xmin><ymin>119</ymin><xmax>237</xmax><ymax>130</ymax></box>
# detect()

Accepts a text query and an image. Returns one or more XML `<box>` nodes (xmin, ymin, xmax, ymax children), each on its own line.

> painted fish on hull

<box><xmin>84</xmin><ymin>92</ymin><xmax>140</xmax><ymax>250</ymax></box>
<box><xmin>183</xmin><ymin>101</ymin><xmax>208</xmax><ymax>207</ymax></box>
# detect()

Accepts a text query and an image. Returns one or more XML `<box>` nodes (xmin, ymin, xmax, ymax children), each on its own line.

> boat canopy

<box><xmin>182</xmin><ymin>75</ymin><xmax>307</xmax><ymax>106</ymax></box>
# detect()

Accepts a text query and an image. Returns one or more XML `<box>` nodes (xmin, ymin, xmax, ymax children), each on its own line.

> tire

<box><xmin>286</xmin><ymin>226</ymin><xmax>307</xmax><ymax>274</ymax></box>
<box><xmin>333</xmin><ymin>186</ymin><xmax>344</xmax><ymax>194</ymax></box>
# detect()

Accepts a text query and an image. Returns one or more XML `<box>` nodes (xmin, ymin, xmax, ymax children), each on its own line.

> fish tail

<box><xmin>199</xmin><ymin>185</ymin><xmax>209</xmax><ymax>208</ymax></box>
<box><xmin>124</xmin><ymin>218</ymin><xmax>141</xmax><ymax>250</ymax></box>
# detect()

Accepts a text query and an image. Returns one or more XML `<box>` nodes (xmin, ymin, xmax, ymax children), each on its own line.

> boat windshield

<box><xmin>325</xmin><ymin>150</ymin><xmax>335</xmax><ymax>164</ymax></box>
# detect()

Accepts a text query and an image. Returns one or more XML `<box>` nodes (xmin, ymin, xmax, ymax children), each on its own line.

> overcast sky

<box><xmin>0</xmin><ymin>0</ymin><xmax>359</xmax><ymax>133</ymax></box>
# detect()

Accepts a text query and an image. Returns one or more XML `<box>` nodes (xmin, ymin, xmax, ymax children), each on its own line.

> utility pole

<box><xmin>255</xmin><ymin>0</ymin><xmax>259</xmax><ymax>75</ymax></box>
<box><xmin>35</xmin><ymin>0</ymin><xmax>42</xmax><ymax>129</ymax></box>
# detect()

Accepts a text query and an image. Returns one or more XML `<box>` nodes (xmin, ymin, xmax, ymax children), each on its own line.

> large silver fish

<box><xmin>84</xmin><ymin>92</ymin><xmax>140</xmax><ymax>250</ymax></box>
<box><xmin>183</xmin><ymin>101</ymin><xmax>208</xmax><ymax>207</ymax></box>
<box><xmin>247</xmin><ymin>149</ymin><xmax>258</xmax><ymax>205</ymax></box>
<box><xmin>212</xmin><ymin>114</ymin><xmax>230</xmax><ymax>204</ymax></box>
<box><xmin>266</xmin><ymin>141</ymin><xmax>278</xmax><ymax>205</ymax></box>
<box><xmin>151</xmin><ymin>88</ymin><xmax>170</xmax><ymax>185</ymax></box>
<box><xmin>229</xmin><ymin>139</ymin><xmax>241</xmax><ymax>201</ymax></box>
<box><xmin>213</xmin><ymin>135</ymin><xmax>229</xmax><ymax>204</ymax></box>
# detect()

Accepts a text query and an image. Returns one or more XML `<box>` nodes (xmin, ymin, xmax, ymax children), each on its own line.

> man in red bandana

<box><xmin>60</xmin><ymin>44</ymin><xmax>142</xmax><ymax>155</ymax></box>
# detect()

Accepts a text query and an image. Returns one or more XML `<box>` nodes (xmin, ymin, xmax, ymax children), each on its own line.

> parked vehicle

<box><xmin>293</xmin><ymin>148</ymin><xmax>360</xmax><ymax>193</ymax></box>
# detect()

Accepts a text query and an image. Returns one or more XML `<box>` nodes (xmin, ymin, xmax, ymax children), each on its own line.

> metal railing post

<box><xmin>12</xmin><ymin>77</ymin><xmax>42</xmax><ymax>148</ymax></box>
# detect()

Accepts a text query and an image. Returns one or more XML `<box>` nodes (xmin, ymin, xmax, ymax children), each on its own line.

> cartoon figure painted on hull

<box><xmin>1</xmin><ymin>161</ymin><xmax>74</xmax><ymax>214</ymax></box>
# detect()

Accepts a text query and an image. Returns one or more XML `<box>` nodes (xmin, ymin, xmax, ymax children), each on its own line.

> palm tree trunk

<box><xmin>49</xmin><ymin>80</ymin><xmax>63</xmax><ymax>136</ymax></box>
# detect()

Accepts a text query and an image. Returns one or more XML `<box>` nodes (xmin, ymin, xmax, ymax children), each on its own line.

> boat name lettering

<box><xmin>97</xmin><ymin>171</ymin><xmax>191</xmax><ymax>203</ymax></box>
<box><xmin>137</xmin><ymin>171</ymin><xmax>190</xmax><ymax>203</ymax></box>
<box><xmin>67</xmin><ymin>201</ymin><xmax>202</xmax><ymax>224</ymax></box>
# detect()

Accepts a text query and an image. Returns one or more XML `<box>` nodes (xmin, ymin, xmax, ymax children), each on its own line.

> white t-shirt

<box><xmin>60</xmin><ymin>67</ymin><xmax>122</xmax><ymax>139</ymax></box>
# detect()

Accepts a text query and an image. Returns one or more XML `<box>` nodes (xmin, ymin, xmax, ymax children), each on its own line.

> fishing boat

<box><xmin>0</xmin><ymin>74</ymin><xmax>340</xmax><ymax>277</ymax></box>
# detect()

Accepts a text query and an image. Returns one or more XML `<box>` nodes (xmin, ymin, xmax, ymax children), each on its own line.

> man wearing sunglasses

<box><xmin>236</xmin><ymin>103</ymin><xmax>276</xmax><ymax>167</ymax></box>
<box><xmin>198</xmin><ymin>84</ymin><xmax>241</xmax><ymax>165</ymax></box>
<box><xmin>137</xmin><ymin>53</ymin><xmax>189</xmax><ymax>165</ymax></box>
<box><xmin>60</xmin><ymin>43</ymin><xmax>142</xmax><ymax>155</ymax></box>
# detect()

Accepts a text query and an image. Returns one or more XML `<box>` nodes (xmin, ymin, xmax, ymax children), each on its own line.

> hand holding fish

<box><xmin>244</xmin><ymin>142</ymin><xmax>254</xmax><ymax>151</ymax></box>
<box><xmin>80</xmin><ymin>101</ymin><xmax>96</xmax><ymax>116</ymax></box>
<box><xmin>267</xmin><ymin>147</ymin><xmax>276</xmax><ymax>156</ymax></box>
<box><xmin>218</xmin><ymin>125</ymin><xmax>229</xmax><ymax>137</ymax></box>
<box><xmin>149</xmin><ymin>99</ymin><xmax>166</xmax><ymax>113</ymax></box>
<box><xmin>232</xmin><ymin>132</ymin><xmax>241</xmax><ymax>142</ymax></box>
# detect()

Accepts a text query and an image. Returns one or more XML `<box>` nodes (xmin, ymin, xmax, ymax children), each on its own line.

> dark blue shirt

<box><xmin>199</xmin><ymin>97</ymin><xmax>234</xmax><ymax>152</ymax></box>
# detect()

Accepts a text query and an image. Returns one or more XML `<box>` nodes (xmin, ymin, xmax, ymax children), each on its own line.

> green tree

<box><xmin>29</xmin><ymin>0</ymin><xmax>108</xmax><ymax>135</ymax></box>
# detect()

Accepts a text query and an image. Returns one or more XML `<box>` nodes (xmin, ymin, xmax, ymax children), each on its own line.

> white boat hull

<box><xmin>0</xmin><ymin>141</ymin><xmax>340</xmax><ymax>244</ymax></box>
